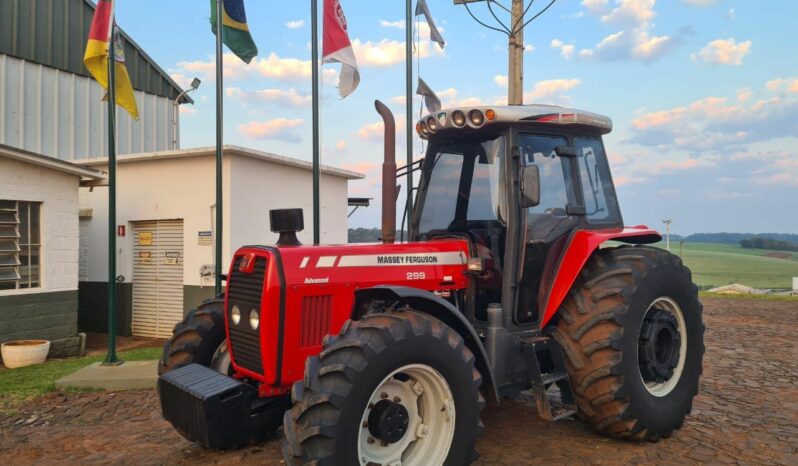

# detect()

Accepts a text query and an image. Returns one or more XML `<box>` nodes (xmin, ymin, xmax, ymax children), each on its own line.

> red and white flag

<box><xmin>323</xmin><ymin>0</ymin><xmax>359</xmax><ymax>98</ymax></box>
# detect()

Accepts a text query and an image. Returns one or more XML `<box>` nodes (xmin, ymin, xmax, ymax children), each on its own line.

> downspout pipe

<box><xmin>375</xmin><ymin>100</ymin><xmax>396</xmax><ymax>244</ymax></box>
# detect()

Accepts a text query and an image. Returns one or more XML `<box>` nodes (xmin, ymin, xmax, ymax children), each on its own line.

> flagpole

<box><xmin>103</xmin><ymin>19</ymin><xmax>121</xmax><ymax>366</ymax></box>
<box><xmin>214</xmin><ymin>0</ymin><xmax>224</xmax><ymax>294</ymax></box>
<box><xmin>405</xmin><ymin>0</ymin><xmax>414</xmax><ymax>236</ymax></box>
<box><xmin>311</xmin><ymin>0</ymin><xmax>321</xmax><ymax>245</ymax></box>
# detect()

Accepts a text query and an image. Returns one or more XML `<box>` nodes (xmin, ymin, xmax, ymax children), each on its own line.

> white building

<box><xmin>79</xmin><ymin>146</ymin><xmax>363</xmax><ymax>338</ymax></box>
<box><xmin>0</xmin><ymin>143</ymin><xmax>103</xmax><ymax>358</ymax></box>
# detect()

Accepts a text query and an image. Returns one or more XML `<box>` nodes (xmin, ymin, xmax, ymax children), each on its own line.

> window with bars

<box><xmin>0</xmin><ymin>200</ymin><xmax>41</xmax><ymax>290</ymax></box>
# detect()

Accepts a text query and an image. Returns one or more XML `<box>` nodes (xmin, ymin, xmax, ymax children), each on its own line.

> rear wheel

<box><xmin>552</xmin><ymin>245</ymin><xmax>704</xmax><ymax>441</ymax></box>
<box><xmin>282</xmin><ymin>310</ymin><xmax>484</xmax><ymax>465</ymax></box>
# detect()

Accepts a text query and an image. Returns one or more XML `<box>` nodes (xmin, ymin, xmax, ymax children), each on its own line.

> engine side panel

<box><xmin>277</xmin><ymin>241</ymin><xmax>470</xmax><ymax>385</ymax></box>
<box><xmin>538</xmin><ymin>226</ymin><xmax>661</xmax><ymax>328</ymax></box>
<box><xmin>224</xmin><ymin>240</ymin><xmax>470</xmax><ymax>390</ymax></box>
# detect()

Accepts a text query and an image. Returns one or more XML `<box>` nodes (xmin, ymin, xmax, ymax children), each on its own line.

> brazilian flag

<box><xmin>211</xmin><ymin>0</ymin><xmax>258</xmax><ymax>63</ymax></box>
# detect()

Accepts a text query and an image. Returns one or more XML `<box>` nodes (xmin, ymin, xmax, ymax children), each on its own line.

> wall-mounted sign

<box><xmin>137</xmin><ymin>251</ymin><xmax>152</xmax><ymax>264</ymax></box>
<box><xmin>164</xmin><ymin>251</ymin><xmax>180</xmax><ymax>265</ymax></box>
<box><xmin>138</xmin><ymin>231</ymin><xmax>153</xmax><ymax>246</ymax></box>
<box><xmin>198</xmin><ymin>230</ymin><xmax>212</xmax><ymax>246</ymax></box>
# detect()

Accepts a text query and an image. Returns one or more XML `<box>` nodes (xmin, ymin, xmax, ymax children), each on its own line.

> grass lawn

<box><xmin>0</xmin><ymin>347</ymin><xmax>161</xmax><ymax>413</ymax></box>
<box><xmin>654</xmin><ymin>242</ymin><xmax>798</xmax><ymax>289</ymax></box>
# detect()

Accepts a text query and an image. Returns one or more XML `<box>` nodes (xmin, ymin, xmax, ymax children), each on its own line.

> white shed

<box><xmin>78</xmin><ymin>145</ymin><xmax>363</xmax><ymax>337</ymax></box>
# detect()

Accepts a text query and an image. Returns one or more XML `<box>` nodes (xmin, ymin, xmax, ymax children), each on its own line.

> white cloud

<box><xmin>179</xmin><ymin>105</ymin><xmax>197</xmax><ymax>115</ymax></box>
<box><xmin>691</xmin><ymin>38</ymin><xmax>752</xmax><ymax>66</ymax></box>
<box><xmin>628</xmin><ymin>90</ymin><xmax>798</xmax><ymax>154</ymax></box>
<box><xmin>572</xmin><ymin>0</ymin><xmax>677</xmax><ymax>63</ymax></box>
<box><xmin>494</xmin><ymin>75</ymin><xmax>508</xmax><ymax>87</ymax></box>
<box><xmin>352</xmin><ymin>38</ymin><xmax>444</xmax><ymax>67</ymax></box>
<box><xmin>177</xmin><ymin>52</ymin><xmax>336</xmax><ymax>83</ymax></box>
<box><xmin>524</xmin><ymin>43</ymin><xmax>535</xmax><ymax>53</ymax></box>
<box><xmin>727</xmin><ymin>8</ymin><xmax>735</xmax><ymax>20</ymax></box>
<box><xmin>379</xmin><ymin>20</ymin><xmax>404</xmax><ymax>29</ymax></box>
<box><xmin>226</xmin><ymin>87</ymin><xmax>311</xmax><ymax>107</ymax></box>
<box><xmin>524</xmin><ymin>79</ymin><xmax>582</xmax><ymax>102</ymax></box>
<box><xmin>285</xmin><ymin>19</ymin><xmax>304</xmax><ymax>29</ymax></box>
<box><xmin>600</xmin><ymin>0</ymin><xmax>656</xmax><ymax>26</ymax></box>
<box><xmin>550</xmin><ymin>39</ymin><xmax>575</xmax><ymax>59</ymax></box>
<box><xmin>238</xmin><ymin>118</ymin><xmax>304</xmax><ymax>142</ymax></box>
<box><xmin>765</xmin><ymin>78</ymin><xmax>798</xmax><ymax>93</ymax></box>
<box><xmin>736</xmin><ymin>88</ymin><xmax>752</xmax><ymax>103</ymax></box>
<box><xmin>581</xmin><ymin>0</ymin><xmax>610</xmax><ymax>14</ymax></box>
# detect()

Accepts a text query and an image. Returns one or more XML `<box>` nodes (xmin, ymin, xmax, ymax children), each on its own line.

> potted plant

<box><xmin>1</xmin><ymin>340</ymin><xmax>51</xmax><ymax>368</ymax></box>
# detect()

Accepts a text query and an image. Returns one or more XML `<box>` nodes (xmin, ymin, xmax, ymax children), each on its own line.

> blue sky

<box><xmin>115</xmin><ymin>0</ymin><xmax>798</xmax><ymax>235</ymax></box>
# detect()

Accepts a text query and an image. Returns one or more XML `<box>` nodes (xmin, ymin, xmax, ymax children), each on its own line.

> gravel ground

<box><xmin>1</xmin><ymin>297</ymin><xmax>797</xmax><ymax>465</ymax></box>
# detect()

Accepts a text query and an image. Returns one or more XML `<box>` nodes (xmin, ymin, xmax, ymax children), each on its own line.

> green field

<box><xmin>653</xmin><ymin>242</ymin><xmax>798</xmax><ymax>289</ymax></box>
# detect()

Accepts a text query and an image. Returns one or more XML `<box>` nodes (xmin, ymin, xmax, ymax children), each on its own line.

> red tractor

<box><xmin>158</xmin><ymin>101</ymin><xmax>703</xmax><ymax>465</ymax></box>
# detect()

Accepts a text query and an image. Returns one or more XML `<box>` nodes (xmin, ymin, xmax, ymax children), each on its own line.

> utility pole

<box><xmin>508</xmin><ymin>0</ymin><xmax>524</xmax><ymax>105</ymax></box>
<box><xmin>455</xmin><ymin>0</ymin><xmax>559</xmax><ymax>106</ymax></box>
<box><xmin>663</xmin><ymin>219</ymin><xmax>673</xmax><ymax>252</ymax></box>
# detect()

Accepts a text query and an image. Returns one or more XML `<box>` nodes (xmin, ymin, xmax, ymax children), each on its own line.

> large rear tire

<box><xmin>282</xmin><ymin>311</ymin><xmax>485</xmax><ymax>466</ymax></box>
<box><xmin>552</xmin><ymin>245</ymin><xmax>703</xmax><ymax>441</ymax></box>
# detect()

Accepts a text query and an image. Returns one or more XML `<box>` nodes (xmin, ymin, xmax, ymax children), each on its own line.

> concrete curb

<box><xmin>55</xmin><ymin>360</ymin><xmax>158</xmax><ymax>390</ymax></box>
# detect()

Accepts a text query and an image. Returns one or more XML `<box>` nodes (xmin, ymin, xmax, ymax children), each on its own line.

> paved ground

<box><xmin>1</xmin><ymin>297</ymin><xmax>797</xmax><ymax>465</ymax></box>
<box><xmin>84</xmin><ymin>332</ymin><xmax>165</xmax><ymax>356</ymax></box>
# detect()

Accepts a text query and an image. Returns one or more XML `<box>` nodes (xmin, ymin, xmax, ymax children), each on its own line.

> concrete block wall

<box><xmin>0</xmin><ymin>157</ymin><xmax>81</xmax><ymax>347</ymax></box>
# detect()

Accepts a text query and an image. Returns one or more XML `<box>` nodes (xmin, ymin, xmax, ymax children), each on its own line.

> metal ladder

<box><xmin>522</xmin><ymin>335</ymin><xmax>578</xmax><ymax>421</ymax></box>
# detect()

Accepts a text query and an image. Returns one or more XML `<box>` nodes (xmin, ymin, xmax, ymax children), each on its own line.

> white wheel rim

<box><xmin>638</xmin><ymin>297</ymin><xmax>687</xmax><ymax>397</ymax></box>
<box><xmin>357</xmin><ymin>364</ymin><xmax>455</xmax><ymax>466</ymax></box>
<box><xmin>210</xmin><ymin>340</ymin><xmax>231</xmax><ymax>375</ymax></box>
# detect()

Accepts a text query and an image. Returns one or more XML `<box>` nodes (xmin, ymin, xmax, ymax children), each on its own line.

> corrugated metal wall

<box><xmin>0</xmin><ymin>54</ymin><xmax>178</xmax><ymax>159</ymax></box>
<box><xmin>0</xmin><ymin>0</ymin><xmax>186</xmax><ymax>102</ymax></box>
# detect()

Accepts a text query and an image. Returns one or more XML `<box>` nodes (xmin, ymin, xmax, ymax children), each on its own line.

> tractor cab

<box><xmin>412</xmin><ymin>105</ymin><xmax>622</xmax><ymax>326</ymax></box>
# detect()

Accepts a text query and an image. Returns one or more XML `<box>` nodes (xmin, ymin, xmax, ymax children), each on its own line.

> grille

<box><xmin>300</xmin><ymin>295</ymin><xmax>333</xmax><ymax>348</ymax></box>
<box><xmin>227</xmin><ymin>255</ymin><xmax>266</xmax><ymax>374</ymax></box>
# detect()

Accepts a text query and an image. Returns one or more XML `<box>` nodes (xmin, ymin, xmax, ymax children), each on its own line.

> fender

<box><xmin>354</xmin><ymin>285</ymin><xmax>500</xmax><ymax>402</ymax></box>
<box><xmin>539</xmin><ymin>226</ymin><xmax>662</xmax><ymax>328</ymax></box>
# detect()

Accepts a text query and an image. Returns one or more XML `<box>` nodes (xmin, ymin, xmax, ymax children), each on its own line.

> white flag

<box><xmin>415</xmin><ymin>0</ymin><xmax>445</xmax><ymax>49</ymax></box>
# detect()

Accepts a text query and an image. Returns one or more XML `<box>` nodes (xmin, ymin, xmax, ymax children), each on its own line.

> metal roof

<box><xmin>0</xmin><ymin>0</ymin><xmax>190</xmax><ymax>103</ymax></box>
<box><xmin>0</xmin><ymin>142</ymin><xmax>104</xmax><ymax>179</ymax></box>
<box><xmin>416</xmin><ymin>104</ymin><xmax>614</xmax><ymax>139</ymax></box>
<box><xmin>80</xmin><ymin>145</ymin><xmax>366</xmax><ymax>180</ymax></box>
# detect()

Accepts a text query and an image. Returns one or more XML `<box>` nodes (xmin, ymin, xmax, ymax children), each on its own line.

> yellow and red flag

<box><xmin>84</xmin><ymin>0</ymin><xmax>139</xmax><ymax>119</ymax></box>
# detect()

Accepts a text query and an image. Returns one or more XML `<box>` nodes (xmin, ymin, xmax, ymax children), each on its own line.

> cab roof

<box><xmin>416</xmin><ymin>104</ymin><xmax>613</xmax><ymax>139</ymax></box>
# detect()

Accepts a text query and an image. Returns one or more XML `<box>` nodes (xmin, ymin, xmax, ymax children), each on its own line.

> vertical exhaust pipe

<box><xmin>375</xmin><ymin>100</ymin><xmax>396</xmax><ymax>244</ymax></box>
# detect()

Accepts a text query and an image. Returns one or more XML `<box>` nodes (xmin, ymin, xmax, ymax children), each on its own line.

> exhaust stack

<box><xmin>374</xmin><ymin>100</ymin><xmax>397</xmax><ymax>244</ymax></box>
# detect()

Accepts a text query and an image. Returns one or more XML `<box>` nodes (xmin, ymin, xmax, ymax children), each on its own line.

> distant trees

<box><xmin>740</xmin><ymin>237</ymin><xmax>798</xmax><ymax>252</ymax></box>
<box><xmin>348</xmin><ymin>228</ymin><xmax>408</xmax><ymax>243</ymax></box>
<box><xmin>686</xmin><ymin>232</ymin><xmax>798</xmax><ymax>245</ymax></box>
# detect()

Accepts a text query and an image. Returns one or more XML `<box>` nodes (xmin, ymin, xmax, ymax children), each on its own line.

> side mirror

<box><xmin>520</xmin><ymin>165</ymin><xmax>541</xmax><ymax>208</ymax></box>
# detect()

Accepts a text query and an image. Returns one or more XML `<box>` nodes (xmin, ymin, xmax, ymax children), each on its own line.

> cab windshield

<box><xmin>415</xmin><ymin>135</ymin><xmax>505</xmax><ymax>239</ymax></box>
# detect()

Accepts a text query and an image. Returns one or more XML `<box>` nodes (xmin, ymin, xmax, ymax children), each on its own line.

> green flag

<box><xmin>211</xmin><ymin>0</ymin><xmax>258</xmax><ymax>63</ymax></box>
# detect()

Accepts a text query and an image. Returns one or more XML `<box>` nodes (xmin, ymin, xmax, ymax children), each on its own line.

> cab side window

<box><xmin>574</xmin><ymin>137</ymin><xmax>619</xmax><ymax>224</ymax></box>
<box><xmin>521</xmin><ymin>135</ymin><xmax>569</xmax><ymax>215</ymax></box>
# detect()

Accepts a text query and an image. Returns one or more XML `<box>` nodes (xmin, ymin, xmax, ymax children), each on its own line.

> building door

<box><xmin>132</xmin><ymin>220</ymin><xmax>184</xmax><ymax>338</ymax></box>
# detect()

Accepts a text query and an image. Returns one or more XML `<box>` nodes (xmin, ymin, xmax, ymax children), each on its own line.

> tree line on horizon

<box><xmin>350</xmin><ymin>228</ymin><xmax>798</xmax><ymax>247</ymax></box>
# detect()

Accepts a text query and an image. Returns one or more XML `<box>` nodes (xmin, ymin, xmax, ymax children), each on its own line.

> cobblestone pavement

<box><xmin>1</xmin><ymin>297</ymin><xmax>797</xmax><ymax>465</ymax></box>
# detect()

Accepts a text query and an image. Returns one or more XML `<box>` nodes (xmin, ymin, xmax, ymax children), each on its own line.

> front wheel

<box><xmin>282</xmin><ymin>311</ymin><xmax>485</xmax><ymax>466</ymax></box>
<box><xmin>553</xmin><ymin>245</ymin><xmax>704</xmax><ymax>441</ymax></box>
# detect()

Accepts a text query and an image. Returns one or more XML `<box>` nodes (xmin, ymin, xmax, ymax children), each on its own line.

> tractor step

<box><xmin>521</xmin><ymin>335</ymin><xmax>578</xmax><ymax>422</ymax></box>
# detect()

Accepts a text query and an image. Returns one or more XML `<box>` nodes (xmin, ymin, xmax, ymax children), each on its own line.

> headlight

<box><xmin>426</xmin><ymin>116</ymin><xmax>438</xmax><ymax>131</ymax></box>
<box><xmin>451</xmin><ymin>110</ymin><xmax>466</xmax><ymax>127</ymax></box>
<box><xmin>249</xmin><ymin>308</ymin><xmax>260</xmax><ymax>330</ymax></box>
<box><xmin>419</xmin><ymin>120</ymin><xmax>429</xmax><ymax>136</ymax></box>
<box><xmin>231</xmin><ymin>305</ymin><xmax>241</xmax><ymax>325</ymax></box>
<box><xmin>468</xmin><ymin>109</ymin><xmax>484</xmax><ymax>126</ymax></box>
